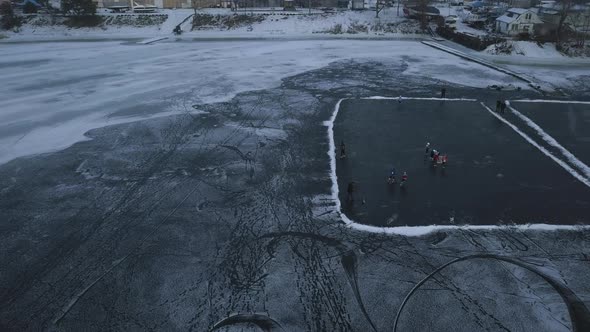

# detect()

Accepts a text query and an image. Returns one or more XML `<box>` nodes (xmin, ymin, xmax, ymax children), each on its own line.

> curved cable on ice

<box><xmin>260</xmin><ymin>231</ymin><xmax>379</xmax><ymax>332</ymax></box>
<box><xmin>393</xmin><ymin>254</ymin><xmax>590</xmax><ymax>332</ymax></box>
<box><xmin>209</xmin><ymin>313</ymin><xmax>285</xmax><ymax>332</ymax></box>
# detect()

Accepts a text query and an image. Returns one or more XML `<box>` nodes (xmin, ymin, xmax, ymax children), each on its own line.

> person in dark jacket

<box><xmin>500</xmin><ymin>100</ymin><xmax>507</xmax><ymax>113</ymax></box>
<box><xmin>347</xmin><ymin>182</ymin><xmax>355</xmax><ymax>203</ymax></box>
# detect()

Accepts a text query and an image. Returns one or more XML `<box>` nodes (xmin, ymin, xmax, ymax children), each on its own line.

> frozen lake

<box><xmin>1</xmin><ymin>39</ymin><xmax>589</xmax><ymax>332</ymax></box>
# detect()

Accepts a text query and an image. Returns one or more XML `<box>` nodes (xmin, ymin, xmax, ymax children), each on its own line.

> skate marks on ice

<box><xmin>260</xmin><ymin>231</ymin><xmax>378</xmax><ymax>332</ymax></box>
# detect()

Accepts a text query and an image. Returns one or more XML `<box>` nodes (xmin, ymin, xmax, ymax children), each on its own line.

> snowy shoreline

<box><xmin>0</xmin><ymin>33</ymin><xmax>428</xmax><ymax>43</ymax></box>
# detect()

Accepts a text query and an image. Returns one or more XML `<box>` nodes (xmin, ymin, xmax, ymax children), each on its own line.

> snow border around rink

<box><xmin>325</xmin><ymin>97</ymin><xmax>589</xmax><ymax>236</ymax></box>
<box><xmin>511</xmin><ymin>99</ymin><xmax>590</xmax><ymax>105</ymax></box>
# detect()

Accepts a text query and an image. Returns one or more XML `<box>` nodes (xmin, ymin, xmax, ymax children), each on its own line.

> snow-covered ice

<box><xmin>0</xmin><ymin>39</ymin><xmax>529</xmax><ymax>165</ymax></box>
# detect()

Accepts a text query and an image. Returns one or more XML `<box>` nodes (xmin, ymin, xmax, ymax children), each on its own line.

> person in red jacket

<box><xmin>400</xmin><ymin>172</ymin><xmax>408</xmax><ymax>187</ymax></box>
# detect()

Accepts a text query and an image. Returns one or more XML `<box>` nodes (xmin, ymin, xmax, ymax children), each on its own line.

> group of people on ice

<box><xmin>340</xmin><ymin>138</ymin><xmax>451</xmax><ymax>203</ymax></box>
<box><xmin>387</xmin><ymin>167</ymin><xmax>408</xmax><ymax>187</ymax></box>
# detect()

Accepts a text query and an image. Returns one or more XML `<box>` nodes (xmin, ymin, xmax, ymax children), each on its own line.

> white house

<box><xmin>496</xmin><ymin>8</ymin><xmax>543</xmax><ymax>35</ymax></box>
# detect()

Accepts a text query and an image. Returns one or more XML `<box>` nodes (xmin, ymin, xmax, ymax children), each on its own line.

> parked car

<box><xmin>132</xmin><ymin>3</ymin><xmax>157</xmax><ymax>13</ymax></box>
<box><xmin>445</xmin><ymin>15</ymin><xmax>458</xmax><ymax>29</ymax></box>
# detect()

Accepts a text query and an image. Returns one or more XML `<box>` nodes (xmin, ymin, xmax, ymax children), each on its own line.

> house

<box><xmin>496</xmin><ymin>7</ymin><xmax>542</xmax><ymax>35</ymax></box>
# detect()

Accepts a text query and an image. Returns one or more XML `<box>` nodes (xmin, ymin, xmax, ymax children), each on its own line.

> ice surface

<box><xmin>327</xmin><ymin>98</ymin><xmax>590</xmax><ymax>235</ymax></box>
<box><xmin>508</xmin><ymin>103</ymin><xmax>590</xmax><ymax>180</ymax></box>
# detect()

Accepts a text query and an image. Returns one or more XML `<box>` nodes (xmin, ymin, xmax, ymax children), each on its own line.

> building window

<box><xmin>525</xmin><ymin>13</ymin><xmax>531</xmax><ymax>20</ymax></box>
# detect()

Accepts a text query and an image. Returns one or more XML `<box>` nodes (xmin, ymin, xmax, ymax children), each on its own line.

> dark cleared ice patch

<box><xmin>0</xmin><ymin>108</ymin><xmax>96</xmax><ymax>140</ymax></box>
<box><xmin>13</xmin><ymin>73</ymin><xmax>123</xmax><ymax>92</ymax></box>
<box><xmin>0</xmin><ymin>59</ymin><xmax>51</xmax><ymax>69</ymax></box>
<box><xmin>334</xmin><ymin>99</ymin><xmax>590</xmax><ymax>227</ymax></box>
<box><xmin>107</xmin><ymin>102</ymin><xmax>170</xmax><ymax>119</ymax></box>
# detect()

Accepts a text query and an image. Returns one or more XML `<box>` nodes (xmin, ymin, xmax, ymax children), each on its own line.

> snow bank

<box><xmin>2</xmin><ymin>9</ymin><xmax>195</xmax><ymax>41</ymax></box>
<box><xmin>3</xmin><ymin>8</ymin><xmax>423</xmax><ymax>41</ymax></box>
<box><xmin>485</xmin><ymin>41</ymin><xmax>565</xmax><ymax>58</ymax></box>
<box><xmin>188</xmin><ymin>8</ymin><xmax>422</xmax><ymax>37</ymax></box>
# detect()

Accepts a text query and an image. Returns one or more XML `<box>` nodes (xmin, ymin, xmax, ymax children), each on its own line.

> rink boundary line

<box><xmin>367</xmin><ymin>96</ymin><xmax>477</xmax><ymax>101</ymax></box>
<box><xmin>421</xmin><ymin>41</ymin><xmax>536</xmax><ymax>85</ymax></box>
<box><xmin>480</xmin><ymin>102</ymin><xmax>590</xmax><ymax>188</ymax></box>
<box><xmin>138</xmin><ymin>36</ymin><xmax>169</xmax><ymax>45</ymax></box>
<box><xmin>508</xmin><ymin>103</ymin><xmax>590</xmax><ymax>179</ymax></box>
<box><xmin>325</xmin><ymin>97</ymin><xmax>589</xmax><ymax>237</ymax></box>
<box><xmin>511</xmin><ymin>99</ymin><xmax>590</xmax><ymax>105</ymax></box>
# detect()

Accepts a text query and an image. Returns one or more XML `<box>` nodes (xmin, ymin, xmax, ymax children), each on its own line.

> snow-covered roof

<box><xmin>539</xmin><ymin>8</ymin><xmax>559</xmax><ymax>15</ymax></box>
<box><xmin>508</xmin><ymin>8</ymin><xmax>528</xmax><ymax>15</ymax></box>
<box><xmin>496</xmin><ymin>14</ymin><xmax>517</xmax><ymax>24</ymax></box>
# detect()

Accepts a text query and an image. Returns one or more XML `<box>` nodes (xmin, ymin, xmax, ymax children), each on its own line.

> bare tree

<box><xmin>568</xmin><ymin>5</ymin><xmax>590</xmax><ymax>48</ymax></box>
<box><xmin>192</xmin><ymin>0</ymin><xmax>200</xmax><ymax>15</ymax></box>
<box><xmin>582</xmin><ymin>11</ymin><xmax>590</xmax><ymax>47</ymax></box>
<box><xmin>417</xmin><ymin>0</ymin><xmax>431</xmax><ymax>30</ymax></box>
<box><xmin>556</xmin><ymin>0</ymin><xmax>575</xmax><ymax>47</ymax></box>
<box><xmin>375</xmin><ymin>0</ymin><xmax>386</xmax><ymax>18</ymax></box>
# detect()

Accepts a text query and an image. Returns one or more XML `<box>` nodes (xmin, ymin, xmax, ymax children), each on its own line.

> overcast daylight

<box><xmin>1</xmin><ymin>0</ymin><xmax>590</xmax><ymax>331</ymax></box>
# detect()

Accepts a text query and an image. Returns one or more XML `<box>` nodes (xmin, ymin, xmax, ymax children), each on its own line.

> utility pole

<box><xmin>308</xmin><ymin>0</ymin><xmax>311</xmax><ymax>14</ymax></box>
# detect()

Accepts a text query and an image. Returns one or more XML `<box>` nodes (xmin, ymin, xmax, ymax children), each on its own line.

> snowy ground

<box><xmin>2</xmin><ymin>8</ymin><xmax>417</xmax><ymax>41</ymax></box>
<box><xmin>485</xmin><ymin>41</ymin><xmax>565</xmax><ymax>58</ymax></box>
<box><xmin>188</xmin><ymin>8</ymin><xmax>419</xmax><ymax>37</ymax></box>
<box><xmin>2</xmin><ymin>9</ymin><xmax>193</xmax><ymax>41</ymax></box>
<box><xmin>436</xmin><ymin>3</ymin><xmax>489</xmax><ymax>37</ymax></box>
